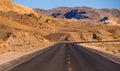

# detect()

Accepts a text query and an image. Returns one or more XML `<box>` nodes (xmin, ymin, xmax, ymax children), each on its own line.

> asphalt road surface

<box><xmin>8</xmin><ymin>43</ymin><xmax>120</xmax><ymax>71</ymax></box>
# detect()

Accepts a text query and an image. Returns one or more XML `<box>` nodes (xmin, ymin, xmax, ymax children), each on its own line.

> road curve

<box><xmin>8</xmin><ymin>43</ymin><xmax>120</xmax><ymax>71</ymax></box>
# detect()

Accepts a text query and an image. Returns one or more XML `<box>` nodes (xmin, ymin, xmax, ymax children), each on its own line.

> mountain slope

<box><xmin>0</xmin><ymin>0</ymin><xmax>35</xmax><ymax>14</ymax></box>
<box><xmin>33</xmin><ymin>7</ymin><xmax>120</xmax><ymax>26</ymax></box>
<box><xmin>101</xmin><ymin>8</ymin><xmax>120</xmax><ymax>24</ymax></box>
<box><xmin>0</xmin><ymin>0</ymin><xmax>52</xmax><ymax>54</ymax></box>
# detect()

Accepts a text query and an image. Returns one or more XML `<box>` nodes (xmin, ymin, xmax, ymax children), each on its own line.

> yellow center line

<box><xmin>67</xmin><ymin>49</ymin><xmax>72</xmax><ymax>71</ymax></box>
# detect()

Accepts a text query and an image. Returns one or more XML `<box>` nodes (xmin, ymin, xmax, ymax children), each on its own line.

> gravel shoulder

<box><xmin>79</xmin><ymin>43</ymin><xmax>120</xmax><ymax>64</ymax></box>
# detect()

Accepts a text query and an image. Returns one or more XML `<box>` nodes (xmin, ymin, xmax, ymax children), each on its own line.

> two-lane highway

<box><xmin>8</xmin><ymin>43</ymin><xmax>120</xmax><ymax>71</ymax></box>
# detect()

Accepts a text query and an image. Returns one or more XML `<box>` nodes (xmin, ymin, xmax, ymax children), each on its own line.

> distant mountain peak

<box><xmin>33</xmin><ymin>7</ymin><xmax>120</xmax><ymax>26</ymax></box>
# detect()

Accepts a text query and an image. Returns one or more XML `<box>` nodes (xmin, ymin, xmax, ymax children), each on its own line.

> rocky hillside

<box><xmin>0</xmin><ymin>0</ymin><xmax>52</xmax><ymax>54</ymax></box>
<box><xmin>33</xmin><ymin>7</ymin><xmax>120</xmax><ymax>26</ymax></box>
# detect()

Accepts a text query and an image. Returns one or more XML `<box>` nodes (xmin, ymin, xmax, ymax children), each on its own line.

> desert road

<box><xmin>8</xmin><ymin>43</ymin><xmax>120</xmax><ymax>71</ymax></box>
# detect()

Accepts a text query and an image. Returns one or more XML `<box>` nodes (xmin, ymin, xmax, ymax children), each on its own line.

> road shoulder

<box><xmin>78</xmin><ymin>43</ymin><xmax>120</xmax><ymax>64</ymax></box>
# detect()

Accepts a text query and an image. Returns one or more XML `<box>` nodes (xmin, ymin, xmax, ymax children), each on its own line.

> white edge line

<box><xmin>90</xmin><ymin>50</ymin><xmax>120</xmax><ymax>64</ymax></box>
<box><xmin>5</xmin><ymin>43</ymin><xmax>55</xmax><ymax>71</ymax></box>
<box><xmin>79</xmin><ymin>44</ymin><xmax>120</xmax><ymax>65</ymax></box>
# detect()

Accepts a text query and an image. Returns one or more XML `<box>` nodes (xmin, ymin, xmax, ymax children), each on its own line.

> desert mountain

<box><xmin>33</xmin><ymin>7</ymin><xmax>120</xmax><ymax>26</ymax></box>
